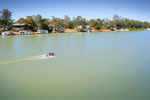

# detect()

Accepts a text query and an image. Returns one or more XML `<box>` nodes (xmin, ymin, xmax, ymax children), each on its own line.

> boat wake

<box><xmin>0</xmin><ymin>54</ymin><xmax>54</xmax><ymax>66</ymax></box>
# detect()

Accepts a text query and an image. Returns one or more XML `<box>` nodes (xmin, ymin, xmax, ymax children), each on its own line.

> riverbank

<box><xmin>0</xmin><ymin>28</ymin><xmax>148</xmax><ymax>35</ymax></box>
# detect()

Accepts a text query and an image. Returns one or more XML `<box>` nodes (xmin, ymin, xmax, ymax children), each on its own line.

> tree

<box><xmin>75</xmin><ymin>16</ymin><xmax>83</xmax><ymax>26</ymax></box>
<box><xmin>26</xmin><ymin>18</ymin><xmax>37</xmax><ymax>30</ymax></box>
<box><xmin>88</xmin><ymin>19</ymin><xmax>96</xmax><ymax>29</ymax></box>
<box><xmin>108</xmin><ymin>21</ymin><xmax>115</xmax><ymax>28</ymax></box>
<box><xmin>0</xmin><ymin>16</ymin><xmax>2</xmax><ymax>28</ymax></box>
<box><xmin>50</xmin><ymin>16</ymin><xmax>60</xmax><ymax>33</ymax></box>
<box><xmin>0</xmin><ymin>9</ymin><xmax>13</xmax><ymax>29</ymax></box>
<box><xmin>82</xmin><ymin>18</ymin><xmax>88</xmax><ymax>28</ymax></box>
<box><xmin>17</xmin><ymin>18</ymin><xmax>27</xmax><ymax>23</ymax></box>
<box><xmin>32</xmin><ymin>14</ymin><xmax>42</xmax><ymax>30</ymax></box>
<box><xmin>117</xmin><ymin>18</ymin><xmax>126</xmax><ymax>28</ymax></box>
<box><xmin>26</xmin><ymin>16</ymin><xmax>33</xmax><ymax>19</ymax></box>
<box><xmin>113</xmin><ymin>14</ymin><xmax>121</xmax><ymax>28</ymax></box>
<box><xmin>63</xmin><ymin>15</ymin><xmax>70</xmax><ymax>28</ymax></box>
<box><xmin>40</xmin><ymin>18</ymin><xmax>51</xmax><ymax>31</ymax></box>
<box><xmin>96</xmin><ymin>18</ymin><xmax>103</xmax><ymax>29</ymax></box>
<box><xmin>103</xmin><ymin>18</ymin><xmax>110</xmax><ymax>29</ymax></box>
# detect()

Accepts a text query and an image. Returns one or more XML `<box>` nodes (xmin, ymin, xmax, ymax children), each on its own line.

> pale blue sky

<box><xmin>0</xmin><ymin>0</ymin><xmax>150</xmax><ymax>22</ymax></box>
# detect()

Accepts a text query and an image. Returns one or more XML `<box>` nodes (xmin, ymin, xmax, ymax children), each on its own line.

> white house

<box><xmin>84</xmin><ymin>25</ymin><xmax>90</xmax><ymax>29</ymax></box>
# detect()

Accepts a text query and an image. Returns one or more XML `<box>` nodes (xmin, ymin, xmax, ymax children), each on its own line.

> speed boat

<box><xmin>45</xmin><ymin>53</ymin><xmax>54</xmax><ymax>57</ymax></box>
<box><xmin>40</xmin><ymin>53</ymin><xmax>54</xmax><ymax>59</ymax></box>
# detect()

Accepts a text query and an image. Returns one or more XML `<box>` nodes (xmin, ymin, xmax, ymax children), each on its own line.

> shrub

<box><xmin>101</xmin><ymin>26</ymin><xmax>106</xmax><ymax>30</ymax></box>
<box><xmin>129</xmin><ymin>28</ymin><xmax>134</xmax><ymax>31</ymax></box>
<box><xmin>79</xmin><ymin>29</ymin><xmax>85</xmax><ymax>32</ymax></box>
<box><xmin>89</xmin><ymin>27</ymin><xmax>92</xmax><ymax>30</ymax></box>
<box><xmin>95</xmin><ymin>26</ymin><xmax>100</xmax><ymax>30</ymax></box>
<box><xmin>0</xmin><ymin>30</ymin><xmax>2</xmax><ymax>35</ymax></box>
<box><xmin>140</xmin><ymin>28</ymin><xmax>145</xmax><ymax>30</ymax></box>
<box><xmin>67</xmin><ymin>25</ymin><xmax>73</xmax><ymax>29</ymax></box>
<box><xmin>134</xmin><ymin>28</ymin><xmax>137</xmax><ymax>30</ymax></box>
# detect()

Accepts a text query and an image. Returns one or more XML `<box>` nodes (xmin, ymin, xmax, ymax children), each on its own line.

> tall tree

<box><xmin>40</xmin><ymin>18</ymin><xmax>50</xmax><ymax>31</ymax></box>
<box><xmin>17</xmin><ymin>18</ymin><xmax>27</xmax><ymax>23</ymax></box>
<box><xmin>63</xmin><ymin>15</ymin><xmax>70</xmax><ymax>28</ymax></box>
<box><xmin>26</xmin><ymin>18</ymin><xmax>36</xmax><ymax>30</ymax></box>
<box><xmin>88</xmin><ymin>19</ymin><xmax>96</xmax><ymax>29</ymax></box>
<box><xmin>72</xmin><ymin>17</ymin><xmax>77</xmax><ymax>28</ymax></box>
<box><xmin>0</xmin><ymin>9</ymin><xmax>13</xmax><ymax>29</ymax></box>
<box><xmin>0</xmin><ymin>16</ymin><xmax>2</xmax><ymax>28</ymax></box>
<box><xmin>113</xmin><ymin>14</ymin><xmax>121</xmax><ymax>28</ymax></box>
<box><xmin>26</xmin><ymin>16</ymin><xmax>33</xmax><ymax>19</ymax></box>
<box><xmin>75</xmin><ymin>16</ymin><xmax>83</xmax><ymax>26</ymax></box>
<box><xmin>32</xmin><ymin>14</ymin><xmax>42</xmax><ymax>30</ymax></box>
<box><xmin>50</xmin><ymin>16</ymin><xmax>59</xmax><ymax>33</ymax></box>
<box><xmin>96</xmin><ymin>18</ymin><xmax>103</xmax><ymax>29</ymax></box>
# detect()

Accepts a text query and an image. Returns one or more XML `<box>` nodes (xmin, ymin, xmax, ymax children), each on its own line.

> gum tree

<box><xmin>0</xmin><ymin>9</ymin><xmax>13</xmax><ymax>30</ymax></box>
<box><xmin>113</xmin><ymin>14</ymin><xmax>121</xmax><ymax>28</ymax></box>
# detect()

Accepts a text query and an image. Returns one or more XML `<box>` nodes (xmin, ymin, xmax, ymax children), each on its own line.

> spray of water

<box><xmin>0</xmin><ymin>54</ymin><xmax>54</xmax><ymax>66</ymax></box>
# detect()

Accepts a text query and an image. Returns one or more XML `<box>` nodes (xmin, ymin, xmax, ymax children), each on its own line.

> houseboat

<box><xmin>38</xmin><ymin>30</ymin><xmax>48</xmax><ymax>34</ymax></box>
<box><xmin>19</xmin><ymin>31</ymin><xmax>33</xmax><ymax>35</ymax></box>
<box><xmin>147</xmin><ymin>28</ymin><xmax>150</xmax><ymax>30</ymax></box>
<box><xmin>125</xmin><ymin>29</ymin><xmax>129</xmax><ymax>31</ymax></box>
<box><xmin>119</xmin><ymin>28</ymin><xmax>129</xmax><ymax>32</ymax></box>
<box><xmin>2</xmin><ymin>32</ymin><xmax>15</xmax><ymax>36</ymax></box>
<box><xmin>119</xmin><ymin>28</ymin><xmax>125</xmax><ymax>31</ymax></box>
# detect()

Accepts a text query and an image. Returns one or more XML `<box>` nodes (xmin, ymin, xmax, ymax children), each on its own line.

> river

<box><xmin>0</xmin><ymin>31</ymin><xmax>150</xmax><ymax>100</ymax></box>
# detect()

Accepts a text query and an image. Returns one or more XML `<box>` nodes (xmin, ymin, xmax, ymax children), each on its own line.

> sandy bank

<box><xmin>64</xmin><ymin>29</ymin><xmax>78</xmax><ymax>33</ymax></box>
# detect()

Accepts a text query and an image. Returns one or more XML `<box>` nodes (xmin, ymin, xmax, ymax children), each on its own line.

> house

<box><xmin>78</xmin><ymin>25</ymin><xmax>83</xmax><ymax>29</ymax></box>
<box><xmin>37</xmin><ymin>30</ymin><xmax>48</xmax><ymax>34</ymax></box>
<box><xmin>84</xmin><ymin>25</ymin><xmax>90</xmax><ymax>29</ymax></box>
<box><xmin>76</xmin><ymin>25</ymin><xmax>91</xmax><ymax>32</ymax></box>
<box><xmin>75</xmin><ymin>25</ymin><xmax>90</xmax><ymax>29</ymax></box>
<box><xmin>12</xmin><ymin>23</ymin><xmax>32</xmax><ymax>32</ymax></box>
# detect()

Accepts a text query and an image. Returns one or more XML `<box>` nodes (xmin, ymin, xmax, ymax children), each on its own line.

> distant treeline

<box><xmin>0</xmin><ymin>9</ymin><xmax>150</xmax><ymax>32</ymax></box>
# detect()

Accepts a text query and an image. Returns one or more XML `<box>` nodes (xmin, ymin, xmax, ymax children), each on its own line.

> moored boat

<box><xmin>147</xmin><ymin>28</ymin><xmax>150</xmax><ymax>30</ymax></box>
<box><xmin>19</xmin><ymin>30</ymin><xmax>33</xmax><ymax>35</ymax></box>
<box><xmin>38</xmin><ymin>30</ymin><xmax>48</xmax><ymax>34</ymax></box>
<box><xmin>125</xmin><ymin>29</ymin><xmax>129</xmax><ymax>31</ymax></box>
<box><xmin>2</xmin><ymin>32</ymin><xmax>15</xmax><ymax>36</ymax></box>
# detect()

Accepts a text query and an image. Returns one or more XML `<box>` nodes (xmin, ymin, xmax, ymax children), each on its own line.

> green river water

<box><xmin>0</xmin><ymin>31</ymin><xmax>150</xmax><ymax>100</ymax></box>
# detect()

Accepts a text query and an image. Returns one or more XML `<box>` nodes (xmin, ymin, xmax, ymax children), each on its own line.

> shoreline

<box><xmin>0</xmin><ymin>28</ymin><xmax>148</xmax><ymax>35</ymax></box>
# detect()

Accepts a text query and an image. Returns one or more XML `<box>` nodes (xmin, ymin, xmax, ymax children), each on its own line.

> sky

<box><xmin>0</xmin><ymin>0</ymin><xmax>150</xmax><ymax>22</ymax></box>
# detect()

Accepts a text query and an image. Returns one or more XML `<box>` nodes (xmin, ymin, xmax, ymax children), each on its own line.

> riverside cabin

<box><xmin>12</xmin><ymin>23</ymin><xmax>33</xmax><ymax>32</ymax></box>
<box><xmin>38</xmin><ymin>30</ymin><xmax>48</xmax><ymax>34</ymax></box>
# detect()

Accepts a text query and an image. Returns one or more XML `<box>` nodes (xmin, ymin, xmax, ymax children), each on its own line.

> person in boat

<box><xmin>49</xmin><ymin>53</ymin><xmax>51</xmax><ymax>56</ymax></box>
<box><xmin>52</xmin><ymin>52</ymin><xmax>54</xmax><ymax>56</ymax></box>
